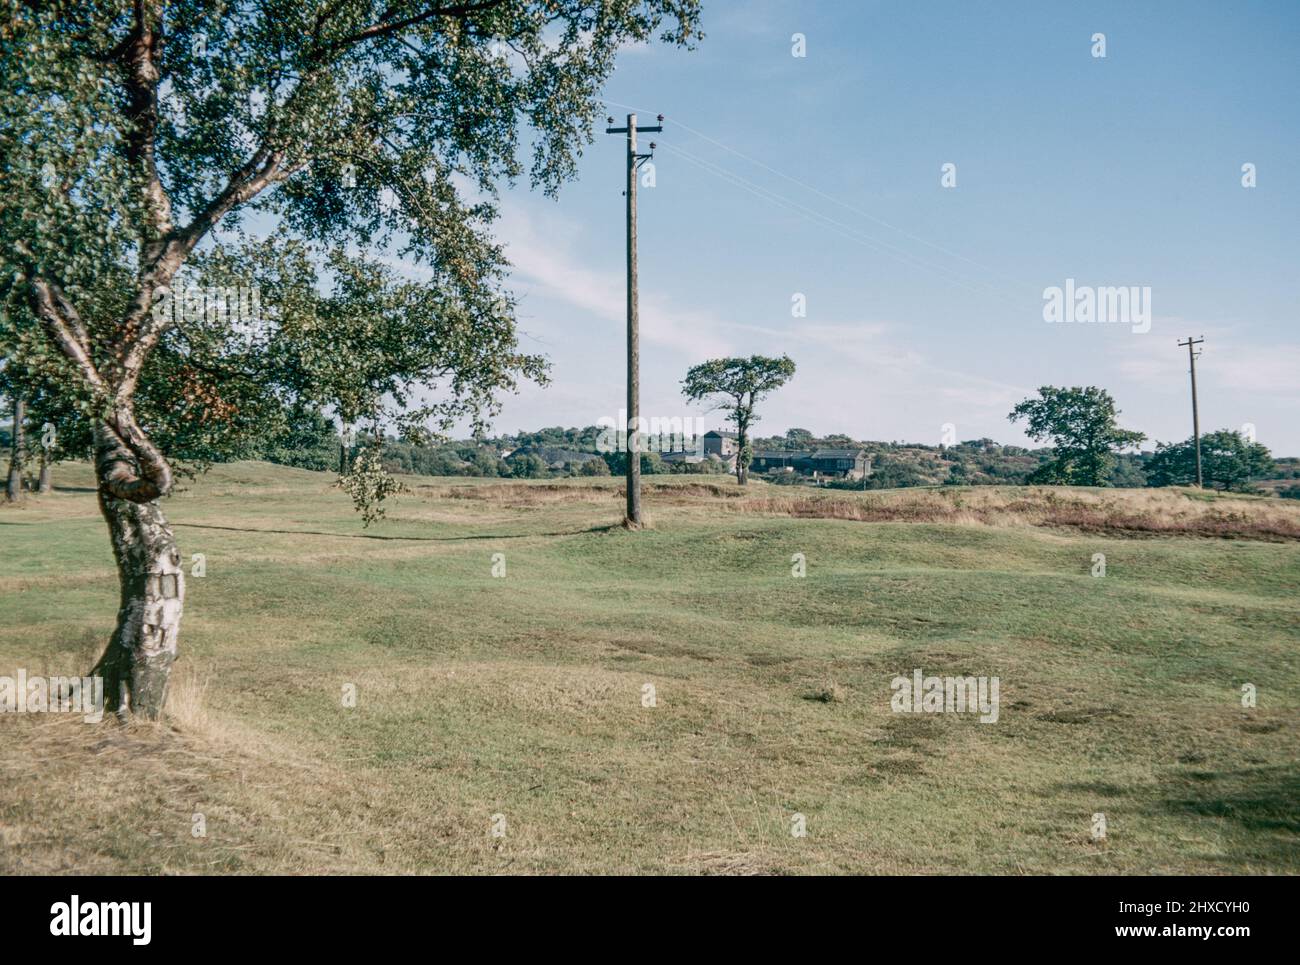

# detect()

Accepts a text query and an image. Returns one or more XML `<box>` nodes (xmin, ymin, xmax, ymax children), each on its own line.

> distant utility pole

<box><xmin>1178</xmin><ymin>336</ymin><xmax>1205</xmax><ymax>488</ymax></box>
<box><xmin>605</xmin><ymin>111</ymin><xmax>662</xmax><ymax>528</ymax></box>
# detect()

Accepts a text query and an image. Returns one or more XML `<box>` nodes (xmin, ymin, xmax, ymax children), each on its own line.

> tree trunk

<box><xmin>736</xmin><ymin>427</ymin><xmax>749</xmax><ymax>486</ymax></box>
<box><xmin>92</xmin><ymin>488</ymin><xmax>185</xmax><ymax>720</ymax></box>
<box><xmin>38</xmin><ymin>449</ymin><xmax>51</xmax><ymax>494</ymax></box>
<box><xmin>339</xmin><ymin>423</ymin><xmax>352</xmax><ymax>474</ymax></box>
<box><xmin>6</xmin><ymin>396</ymin><xmax>24</xmax><ymax>503</ymax></box>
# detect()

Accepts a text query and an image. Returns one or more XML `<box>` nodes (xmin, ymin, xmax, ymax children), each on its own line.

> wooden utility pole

<box><xmin>1178</xmin><ymin>336</ymin><xmax>1205</xmax><ymax>488</ymax></box>
<box><xmin>605</xmin><ymin>112</ymin><xmax>662</xmax><ymax>528</ymax></box>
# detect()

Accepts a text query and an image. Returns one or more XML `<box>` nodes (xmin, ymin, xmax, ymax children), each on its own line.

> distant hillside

<box><xmin>356</xmin><ymin>427</ymin><xmax>1300</xmax><ymax>493</ymax></box>
<box><xmin>10</xmin><ymin>417</ymin><xmax>1292</xmax><ymax>494</ymax></box>
<box><xmin>748</xmin><ymin>434</ymin><xmax>1137</xmax><ymax>489</ymax></box>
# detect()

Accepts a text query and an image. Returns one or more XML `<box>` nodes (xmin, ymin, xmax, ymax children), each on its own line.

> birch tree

<box><xmin>0</xmin><ymin>0</ymin><xmax>701</xmax><ymax>718</ymax></box>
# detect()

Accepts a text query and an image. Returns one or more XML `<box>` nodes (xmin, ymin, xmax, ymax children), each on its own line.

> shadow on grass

<box><xmin>1052</xmin><ymin>764</ymin><xmax>1300</xmax><ymax>836</ymax></box>
<box><xmin>171</xmin><ymin>521</ymin><xmax>620</xmax><ymax>542</ymax></box>
<box><xmin>1158</xmin><ymin>764</ymin><xmax>1300</xmax><ymax>834</ymax></box>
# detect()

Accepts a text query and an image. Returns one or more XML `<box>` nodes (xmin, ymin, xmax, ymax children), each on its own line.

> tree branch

<box><xmin>28</xmin><ymin>277</ymin><xmax>172</xmax><ymax>503</ymax></box>
<box><xmin>114</xmin><ymin>148</ymin><xmax>293</xmax><ymax>404</ymax></box>
<box><xmin>28</xmin><ymin>278</ymin><xmax>105</xmax><ymax>392</ymax></box>
<box><xmin>119</xmin><ymin>0</ymin><xmax>173</xmax><ymax>242</ymax></box>
<box><xmin>311</xmin><ymin>0</ymin><xmax>507</xmax><ymax>60</ymax></box>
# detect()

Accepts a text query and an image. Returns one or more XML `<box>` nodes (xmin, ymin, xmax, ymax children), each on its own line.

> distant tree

<box><xmin>1271</xmin><ymin>457</ymin><xmax>1300</xmax><ymax>480</ymax></box>
<box><xmin>1008</xmin><ymin>386</ymin><xmax>1145</xmax><ymax>486</ymax></box>
<box><xmin>668</xmin><ymin>458</ymin><xmax>713</xmax><ymax>475</ymax></box>
<box><xmin>603</xmin><ymin>451</ymin><xmax>664</xmax><ymax>476</ymax></box>
<box><xmin>261</xmin><ymin>407</ymin><xmax>339</xmax><ymax>472</ymax></box>
<box><xmin>682</xmin><ymin>355</ymin><xmax>796</xmax><ymax>484</ymax></box>
<box><xmin>1107</xmin><ymin>452</ymin><xmax>1149</xmax><ymax>488</ymax></box>
<box><xmin>785</xmin><ymin>427</ymin><xmax>814</xmax><ymax>448</ymax></box>
<box><xmin>469</xmin><ymin>450</ymin><xmax>505</xmax><ymax>478</ymax></box>
<box><xmin>864</xmin><ymin>453</ymin><xmax>930</xmax><ymax>490</ymax></box>
<box><xmin>508</xmin><ymin>453</ymin><xmax>549</xmax><ymax>479</ymax></box>
<box><xmin>1146</xmin><ymin>430</ymin><xmax>1273</xmax><ymax>492</ymax></box>
<box><xmin>579</xmin><ymin>457</ymin><xmax>610</xmax><ymax>477</ymax></box>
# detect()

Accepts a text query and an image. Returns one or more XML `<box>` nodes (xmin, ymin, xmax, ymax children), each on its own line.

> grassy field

<box><xmin>1</xmin><ymin>461</ymin><xmax>1297</xmax><ymax>875</ymax></box>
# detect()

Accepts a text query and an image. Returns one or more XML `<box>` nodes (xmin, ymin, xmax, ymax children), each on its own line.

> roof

<box><xmin>704</xmin><ymin>430</ymin><xmax>737</xmax><ymax>438</ymax></box>
<box><xmin>810</xmin><ymin>448</ymin><xmax>866</xmax><ymax>460</ymax></box>
<box><xmin>753</xmin><ymin>449</ymin><xmax>804</xmax><ymax>460</ymax></box>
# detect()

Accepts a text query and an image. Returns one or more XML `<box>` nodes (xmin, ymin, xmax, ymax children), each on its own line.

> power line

<box><xmin>601</xmin><ymin>98</ymin><xmax>1039</xmax><ymax>297</ymax></box>
<box><xmin>662</xmin><ymin>142</ymin><xmax>1016</xmax><ymax>300</ymax></box>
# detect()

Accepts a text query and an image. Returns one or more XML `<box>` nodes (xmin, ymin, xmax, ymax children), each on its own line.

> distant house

<box><xmin>807</xmin><ymin>448</ymin><xmax>870</xmax><ymax>480</ymax></box>
<box><xmin>750</xmin><ymin>449</ymin><xmax>803</xmax><ymax>473</ymax></box>
<box><xmin>750</xmin><ymin>447</ymin><xmax>871</xmax><ymax>481</ymax></box>
<box><xmin>662</xmin><ymin>449</ymin><xmax>736</xmax><ymax>471</ymax></box>
<box><xmin>702</xmin><ymin>430</ymin><xmax>738</xmax><ymax>458</ymax></box>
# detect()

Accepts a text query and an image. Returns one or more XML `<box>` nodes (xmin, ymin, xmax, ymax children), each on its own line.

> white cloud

<box><xmin>496</xmin><ymin>199</ymin><xmax>735</xmax><ymax>359</ymax></box>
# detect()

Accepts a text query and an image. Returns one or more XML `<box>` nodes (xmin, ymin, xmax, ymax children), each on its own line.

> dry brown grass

<box><xmin>719</xmin><ymin>485</ymin><xmax>1300</xmax><ymax>541</ymax></box>
<box><xmin>408</xmin><ymin>478</ymin><xmax>1300</xmax><ymax>540</ymax></box>
<box><xmin>0</xmin><ymin>666</ymin><xmax>385</xmax><ymax>875</ymax></box>
<box><xmin>164</xmin><ymin>661</ymin><xmax>213</xmax><ymax>734</ymax></box>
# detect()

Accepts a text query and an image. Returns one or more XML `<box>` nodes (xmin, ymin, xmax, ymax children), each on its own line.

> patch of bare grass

<box><xmin>718</xmin><ymin>486</ymin><xmax>1300</xmax><ymax>541</ymax></box>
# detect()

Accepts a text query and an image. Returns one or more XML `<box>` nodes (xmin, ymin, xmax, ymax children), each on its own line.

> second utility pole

<box><xmin>1178</xmin><ymin>335</ymin><xmax>1205</xmax><ymax>488</ymax></box>
<box><xmin>605</xmin><ymin>111</ymin><xmax>662</xmax><ymax>528</ymax></box>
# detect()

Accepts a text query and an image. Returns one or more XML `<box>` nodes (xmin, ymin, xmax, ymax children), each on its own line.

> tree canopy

<box><xmin>1008</xmin><ymin>385</ymin><xmax>1145</xmax><ymax>486</ymax></box>
<box><xmin>1147</xmin><ymin>430</ymin><xmax>1273</xmax><ymax>492</ymax></box>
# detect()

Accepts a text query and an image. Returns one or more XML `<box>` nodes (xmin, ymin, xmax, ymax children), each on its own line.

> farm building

<box><xmin>751</xmin><ymin>447</ymin><xmax>871</xmax><ymax>481</ymax></box>
<box><xmin>702</xmin><ymin>430</ymin><xmax>739</xmax><ymax>458</ymax></box>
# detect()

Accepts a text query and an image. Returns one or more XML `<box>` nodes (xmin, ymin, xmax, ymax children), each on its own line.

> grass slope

<box><xmin>1</xmin><ymin>462</ymin><xmax>1297</xmax><ymax>874</ymax></box>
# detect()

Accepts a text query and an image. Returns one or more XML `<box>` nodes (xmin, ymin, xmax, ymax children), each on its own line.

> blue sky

<box><xmin>466</xmin><ymin>0</ymin><xmax>1300</xmax><ymax>452</ymax></box>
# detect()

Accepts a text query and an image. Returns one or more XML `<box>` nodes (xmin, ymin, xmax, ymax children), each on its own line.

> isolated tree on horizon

<box><xmin>682</xmin><ymin>355</ymin><xmax>795</xmax><ymax>485</ymax></box>
<box><xmin>0</xmin><ymin>0</ymin><xmax>702</xmax><ymax>719</ymax></box>
<box><xmin>1147</xmin><ymin>429</ymin><xmax>1273</xmax><ymax>492</ymax></box>
<box><xmin>1008</xmin><ymin>386</ymin><xmax>1145</xmax><ymax>486</ymax></box>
